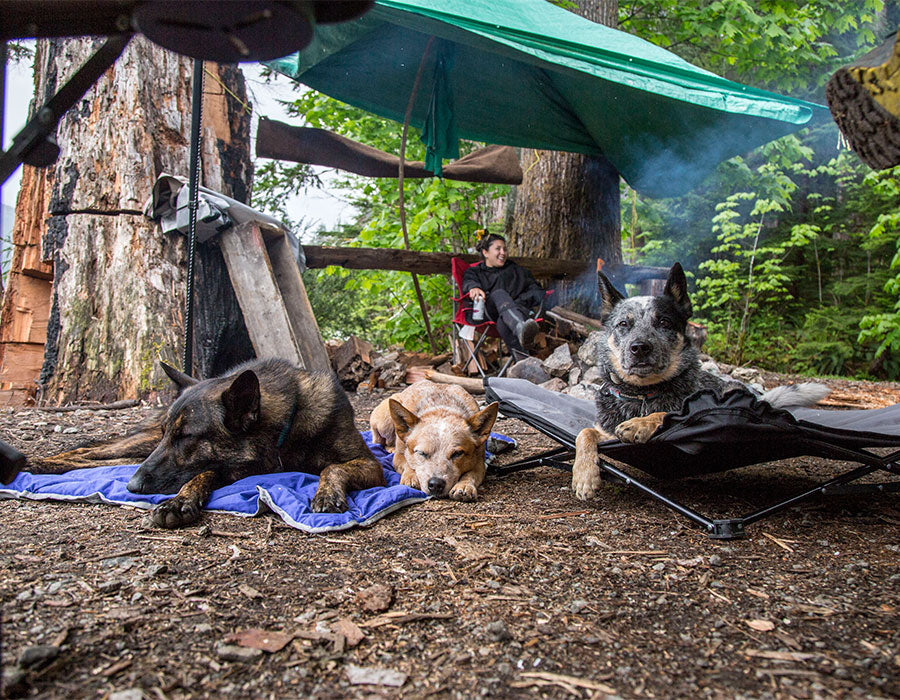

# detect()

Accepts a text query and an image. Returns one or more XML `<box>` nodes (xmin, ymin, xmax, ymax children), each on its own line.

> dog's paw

<box><xmin>449</xmin><ymin>481</ymin><xmax>477</xmax><ymax>502</ymax></box>
<box><xmin>615</xmin><ymin>415</ymin><xmax>663</xmax><ymax>443</ymax></box>
<box><xmin>311</xmin><ymin>486</ymin><xmax>349</xmax><ymax>513</ymax></box>
<box><xmin>400</xmin><ymin>469</ymin><xmax>421</xmax><ymax>490</ymax></box>
<box><xmin>151</xmin><ymin>496</ymin><xmax>202</xmax><ymax>529</ymax></box>
<box><xmin>571</xmin><ymin>458</ymin><xmax>602</xmax><ymax>500</ymax></box>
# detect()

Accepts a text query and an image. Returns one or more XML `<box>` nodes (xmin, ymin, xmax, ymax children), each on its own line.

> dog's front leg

<box><xmin>150</xmin><ymin>470</ymin><xmax>216</xmax><ymax>528</ymax></box>
<box><xmin>391</xmin><ymin>439</ymin><xmax>421</xmax><ymax>490</ymax></box>
<box><xmin>615</xmin><ymin>412</ymin><xmax>666</xmax><ymax>443</ymax></box>
<box><xmin>449</xmin><ymin>472</ymin><xmax>479</xmax><ymax>502</ymax></box>
<box><xmin>572</xmin><ymin>427</ymin><xmax>611</xmax><ymax>500</ymax></box>
<box><xmin>312</xmin><ymin>456</ymin><xmax>386</xmax><ymax>513</ymax></box>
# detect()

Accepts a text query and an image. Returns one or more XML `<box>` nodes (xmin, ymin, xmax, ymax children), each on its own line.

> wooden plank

<box><xmin>0</xmin><ymin>342</ymin><xmax>44</xmax><ymax>385</ymax></box>
<box><xmin>20</xmin><ymin>243</ymin><xmax>53</xmax><ymax>279</ymax></box>
<box><xmin>266</xmin><ymin>233</ymin><xmax>331</xmax><ymax>372</ymax></box>
<box><xmin>0</xmin><ymin>273</ymin><xmax>52</xmax><ymax>344</ymax></box>
<box><xmin>302</xmin><ymin>245</ymin><xmax>668</xmax><ymax>283</ymax></box>
<box><xmin>218</xmin><ymin>221</ymin><xmax>302</xmax><ymax>365</ymax></box>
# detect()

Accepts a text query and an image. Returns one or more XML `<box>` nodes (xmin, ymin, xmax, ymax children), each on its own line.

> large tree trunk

<box><xmin>16</xmin><ymin>37</ymin><xmax>253</xmax><ymax>404</ymax></box>
<box><xmin>506</xmin><ymin>0</ymin><xmax>621</xmax><ymax>312</ymax></box>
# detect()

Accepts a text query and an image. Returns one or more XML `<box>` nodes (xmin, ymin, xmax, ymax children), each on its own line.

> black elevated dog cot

<box><xmin>484</xmin><ymin>377</ymin><xmax>900</xmax><ymax>539</ymax></box>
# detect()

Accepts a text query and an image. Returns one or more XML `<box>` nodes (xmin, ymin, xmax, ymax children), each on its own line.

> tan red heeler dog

<box><xmin>369</xmin><ymin>381</ymin><xmax>498</xmax><ymax>501</ymax></box>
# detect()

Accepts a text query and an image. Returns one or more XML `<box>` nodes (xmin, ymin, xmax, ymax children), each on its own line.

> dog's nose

<box><xmin>630</xmin><ymin>341</ymin><xmax>652</xmax><ymax>358</ymax></box>
<box><xmin>427</xmin><ymin>477</ymin><xmax>446</xmax><ymax>496</ymax></box>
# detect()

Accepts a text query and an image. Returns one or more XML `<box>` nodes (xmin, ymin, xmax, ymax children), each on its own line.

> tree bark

<box><xmin>506</xmin><ymin>0</ymin><xmax>621</xmax><ymax>313</ymax></box>
<box><xmin>23</xmin><ymin>37</ymin><xmax>253</xmax><ymax>404</ymax></box>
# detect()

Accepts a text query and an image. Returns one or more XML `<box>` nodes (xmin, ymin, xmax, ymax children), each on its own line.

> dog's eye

<box><xmin>414</xmin><ymin>449</ymin><xmax>429</xmax><ymax>458</ymax></box>
<box><xmin>656</xmin><ymin>318</ymin><xmax>673</xmax><ymax>330</ymax></box>
<box><xmin>616</xmin><ymin>319</ymin><xmax>631</xmax><ymax>330</ymax></box>
<box><xmin>450</xmin><ymin>450</ymin><xmax>465</xmax><ymax>460</ymax></box>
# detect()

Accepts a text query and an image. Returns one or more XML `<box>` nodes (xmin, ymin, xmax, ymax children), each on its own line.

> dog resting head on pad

<box><xmin>29</xmin><ymin>358</ymin><xmax>386</xmax><ymax>528</ymax></box>
<box><xmin>369</xmin><ymin>380</ymin><xmax>498</xmax><ymax>501</ymax></box>
<box><xmin>571</xmin><ymin>262</ymin><xmax>829</xmax><ymax>501</ymax></box>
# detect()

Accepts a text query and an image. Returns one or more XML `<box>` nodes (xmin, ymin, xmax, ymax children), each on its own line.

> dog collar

<box><xmin>602</xmin><ymin>384</ymin><xmax>660</xmax><ymax>402</ymax></box>
<box><xmin>276</xmin><ymin>399</ymin><xmax>299</xmax><ymax>449</ymax></box>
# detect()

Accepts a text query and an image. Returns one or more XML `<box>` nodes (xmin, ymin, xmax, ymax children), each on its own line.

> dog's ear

<box><xmin>468</xmin><ymin>402</ymin><xmax>499</xmax><ymax>444</ymax></box>
<box><xmin>663</xmin><ymin>262</ymin><xmax>692</xmax><ymax>317</ymax></box>
<box><xmin>160</xmin><ymin>362</ymin><xmax>199</xmax><ymax>392</ymax></box>
<box><xmin>597</xmin><ymin>272</ymin><xmax>626</xmax><ymax>321</ymax></box>
<box><xmin>221</xmin><ymin>369</ymin><xmax>261</xmax><ymax>434</ymax></box>
<box><xmin>388</xmin><ymin>399</ymin><xmax>419</xmax><ymax>441</ymax></box>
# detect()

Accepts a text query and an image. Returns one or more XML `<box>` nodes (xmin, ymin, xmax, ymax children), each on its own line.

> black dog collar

<box><xmin>276</xmin><ymin>399</ymin><xmax>299</xmax><ymax>449</ymax></box>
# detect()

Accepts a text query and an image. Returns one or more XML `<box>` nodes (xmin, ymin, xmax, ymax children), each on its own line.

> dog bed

<box><xmin>485</xmin><ymin>377</ymin><xmax>900</xmax><ymax>538</ymax></box>
<box><xmin>0</xmin><ymin>431</ymin><xmax>515</xmax><ymax>534</ymax></box>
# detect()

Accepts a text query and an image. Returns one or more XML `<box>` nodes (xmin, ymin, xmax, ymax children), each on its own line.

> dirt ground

<box><xmin>1</xmin><ymin>373</ymin><xmax>899</xmax><ymax>699</ymax></box>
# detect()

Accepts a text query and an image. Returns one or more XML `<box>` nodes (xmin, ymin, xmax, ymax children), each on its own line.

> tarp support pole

<box><xmin>0</xmin><ymin>34</ymin><xmax>130</xmax><ymax>186</ymax></box>
<box><xmin>398</xmin><ymin>37</ymin><xmax>437</xmax><ymax>355</ymax></box>
<box><xmin>184</xmin><ymin>58</ymin><xmax>204</xmax><ymax>375</ymax></box>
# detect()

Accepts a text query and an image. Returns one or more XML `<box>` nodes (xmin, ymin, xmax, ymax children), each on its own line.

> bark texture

<box><xmin>23</xmin><ymin>37</ymin><xmax>252</xmax><ymax>404</ymax></box>
<box><xmin>506</xmin><ymin>0</ymin><xmax>621</xmax><ymax>312</ymax></box>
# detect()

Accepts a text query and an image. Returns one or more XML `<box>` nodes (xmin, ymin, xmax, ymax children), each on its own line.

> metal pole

<box><xmin>183</xmin><ymin>58</ymin><xmax>204</xmax><ymax>375</ymax></box>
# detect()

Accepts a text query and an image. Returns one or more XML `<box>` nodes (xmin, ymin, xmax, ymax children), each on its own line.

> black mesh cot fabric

<box><xmin>485</xmin><ymin>377</ymin><xmax>900</xmax><ymax>539</ymax></box>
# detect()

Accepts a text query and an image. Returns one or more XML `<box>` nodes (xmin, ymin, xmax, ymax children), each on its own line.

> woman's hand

<box><xmin>468</xmin><ymin>288</ymin><xmax>486</xmax><ymax>301</ymax></box>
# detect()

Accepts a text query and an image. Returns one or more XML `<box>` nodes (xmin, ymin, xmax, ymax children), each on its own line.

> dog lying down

<box><xmin>572</xmin><ymin>262</ymin><xmax>830</xmax><ymax>501</ymax></box>
<box><xmin>29</xmin><ymin>358</ymin><xmax>385</xmax><ymax>528</ymax></box>
<box><xmin>369</xmin><ymin>381</ymin><xmax>498</xmax><ymax>501</ymax></box>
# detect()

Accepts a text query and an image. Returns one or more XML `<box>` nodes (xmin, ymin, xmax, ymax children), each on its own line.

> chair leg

<box><xmin>463</xmin><ymin>339</ymin><xmax>483</xmax><ymax>376</ymax></box>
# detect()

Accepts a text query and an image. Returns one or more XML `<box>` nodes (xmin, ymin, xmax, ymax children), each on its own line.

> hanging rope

<box><xmin>398</xmin><ymin>37</ymin><xmax>438</xmax><ymax>355</ymax></box>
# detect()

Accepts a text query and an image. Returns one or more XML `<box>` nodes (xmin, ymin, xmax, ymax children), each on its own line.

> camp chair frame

<box><xmin>485</xmin><ymin>377</ymin><xmax>900</xmax><ymax>539</ymax></box>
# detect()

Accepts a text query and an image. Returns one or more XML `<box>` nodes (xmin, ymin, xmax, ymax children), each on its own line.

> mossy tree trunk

<box><xmin>506</xmin><ymin>0</ymin><xmax>621</xmax><ymax>312</ymax></box>
<box><xmin>29</xmin><ymin>37</ymin><xmax>253</xmax><ymax>404</ymax></box>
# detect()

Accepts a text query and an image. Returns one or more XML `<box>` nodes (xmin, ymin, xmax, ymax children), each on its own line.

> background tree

<box><xmin>507</xmin><ymin>0</ymin><xmax>622</xmax><ymax>310</ymax></box>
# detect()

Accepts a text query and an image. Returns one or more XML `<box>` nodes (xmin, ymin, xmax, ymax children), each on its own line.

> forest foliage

<box><xmin>252</xmin><ymin>0</ymin><xmax>900</xmax><ymax>380</ymax></box>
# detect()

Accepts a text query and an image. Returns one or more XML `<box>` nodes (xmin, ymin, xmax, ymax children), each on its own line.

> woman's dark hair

<box><xmin>476</xmin><ymin>229</ymin><xmax>506</xmax><ymax>257</ymax></box>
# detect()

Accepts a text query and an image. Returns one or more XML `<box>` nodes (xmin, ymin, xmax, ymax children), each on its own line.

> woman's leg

<box><xmin>486</xmin><ymin>289</ymin><xmax>539</xmax><ymax>355</ymax></box>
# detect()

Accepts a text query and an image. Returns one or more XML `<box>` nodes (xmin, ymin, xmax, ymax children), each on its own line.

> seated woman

<box><xmin>462</xmin><ymin>230</ymin><xmax>548</xmax><ymax>360</ymax></box>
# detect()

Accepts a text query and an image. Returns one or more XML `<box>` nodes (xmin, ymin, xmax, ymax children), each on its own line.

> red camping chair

<box><xmin>451</xmin><ymin>257</ymin><xmax>551</xmax><ymax>378</ymax></box>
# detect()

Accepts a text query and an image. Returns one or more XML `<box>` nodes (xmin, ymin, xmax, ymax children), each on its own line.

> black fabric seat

<box><xmin>484</xmin><ymin>377</ymin><xmax>900</xmax><ymax>539</ymax></box>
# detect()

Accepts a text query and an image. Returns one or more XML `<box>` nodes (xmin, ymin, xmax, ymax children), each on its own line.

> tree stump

<box><xmin>2</xmin><ymin>37</ymin><xmax>254</xmax><ymax>404</ymax></box>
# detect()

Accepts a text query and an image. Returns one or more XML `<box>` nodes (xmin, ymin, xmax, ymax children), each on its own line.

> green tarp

<box><xmin>267</xmin><ymin>0</ymin><xmax>829</xmax><ymax>198</ymax></box>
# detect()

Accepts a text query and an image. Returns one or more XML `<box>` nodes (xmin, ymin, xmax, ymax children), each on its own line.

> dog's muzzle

<box><xmin>427</xmin><ymin>477</ymin><xmax>446</xmax><ymax>497</ymax></box>
<box><xmin>127</xmin><ymin>470</ymin><xmax>149</xmax><ymax>494</ymax></box>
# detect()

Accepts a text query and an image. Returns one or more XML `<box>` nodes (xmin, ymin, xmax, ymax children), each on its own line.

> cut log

<box><xmin>420</xmin><ymin>368</ymin><xmax>485</xmax><ymax>394</ymax></box>
<box><xmin>333</xmin><ymin>336</ymin><xmax>373</xmax><ymax>388</ymax></box>
<box><xmin>546</xmin><ymin>306</ymin><xmax>605</xmax><ymax>332</ymax></box>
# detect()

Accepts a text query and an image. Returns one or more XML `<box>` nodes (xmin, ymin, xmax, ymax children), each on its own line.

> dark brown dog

<box><xmin>30</xmin><ymin>358</ymin><xmax>385</xmax><ymax>528</ymax></box>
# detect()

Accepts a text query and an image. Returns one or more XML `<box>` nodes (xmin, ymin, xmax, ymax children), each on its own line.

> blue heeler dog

<box><xmin>571</xmin><ymin>263</ymin><xmax>829</xmax><ymax>501</ymax></box>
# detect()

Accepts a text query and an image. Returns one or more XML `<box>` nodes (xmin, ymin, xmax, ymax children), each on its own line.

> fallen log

<box><xmin>404</xmin><ymin>366</ymin><xmax>485</xmax><ymax>394</ymax></box>
<box><xmin>302</xmin><ymin>245</ymin><xmax>668</xmax><ymax>283</ymax></box>
<box><xmin>546</xmin><ymin>306</ymin><xmax>605</xmax><ymax>332</ymax></box>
